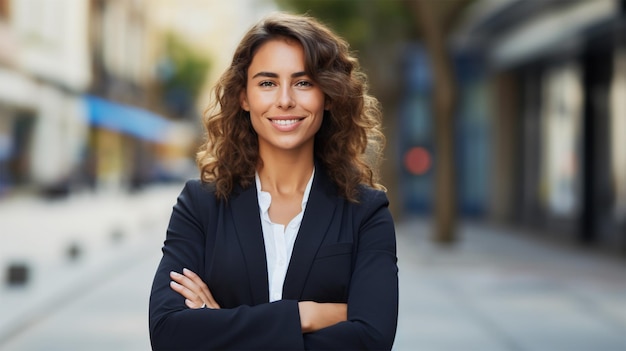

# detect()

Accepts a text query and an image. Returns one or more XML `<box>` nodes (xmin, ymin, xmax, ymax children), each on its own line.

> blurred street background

<box><xmin>0</xmin><ymin>0</ymin><xmax>625</xmax><ymax>350</ymax></box>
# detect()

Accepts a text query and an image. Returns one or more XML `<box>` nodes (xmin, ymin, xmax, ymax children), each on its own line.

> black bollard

<box><xmin>67</xmin><ymin>242</ymin><xmax>82</xmax><ymax>261</ymax></box>
<box><xmin>6</xmin><ymin>262</ymin><xmax>29</xmax><ymax>286</ymax></box>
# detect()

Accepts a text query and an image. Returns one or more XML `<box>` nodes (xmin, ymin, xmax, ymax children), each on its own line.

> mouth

<box><xmin>269</xmin><ymin>118</ymin><xmax>304</xmax><ymax>126</ymax></box>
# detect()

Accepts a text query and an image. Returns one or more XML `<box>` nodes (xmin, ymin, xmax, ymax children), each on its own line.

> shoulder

<box><xmin>356</xmin><ymin>185</ymin><xmax>388</xmax><ymax>206</ymax></box>
<box><xmin>171</xmin><ymin>180</ymin><xmax>222</xmax><ymax>230</ymax></box>
<box><xmin>182</xmin><ymin>179</ymin><xmax>217</xmax><ymax>195</ymax></box>
<box><xmin>342</xmin><ymin>185</ymin><xmax>390</xmax><ymax>224</ymax></box>
<box><xmin>177</xmin><ymin>179</ymin><xmax>221</xmax><ymax>208</ymax></box>
<box><xmin>314</xmin><ymin>164</ymin><xmax>390</xmax><ymax>218</ymax></box>
<box><xmin>350</xmin><ymin>186</ymin><xmax>395</xmax><ymax>248</ymax></box>
<box><xmin>315</xmin><ymin>163</ymin><xmax>387</xmax><ymax>207</ymax></box>
<box><xmin>355</xmin><ymin>185</ymin><xmax>389</xmax><ymax>212</ymax></box>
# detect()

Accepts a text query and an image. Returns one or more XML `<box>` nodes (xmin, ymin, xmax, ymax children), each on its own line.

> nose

<box><xmin>276</xmin><ymin>85</ymin><xmax>295</xmax><ymax>109</ymax></box>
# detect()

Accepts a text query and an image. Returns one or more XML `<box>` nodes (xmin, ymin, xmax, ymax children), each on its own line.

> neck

<box><xmin>257</xmin><ymin>150</ymin><xmax>314</xmax><ymax>196</ymax></box>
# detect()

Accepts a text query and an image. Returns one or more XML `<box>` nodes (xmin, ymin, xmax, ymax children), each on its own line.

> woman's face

<box><xmin>241</xmin><ymin>38</ymin><xmax>326</xmax><ymax>157</ymax></box>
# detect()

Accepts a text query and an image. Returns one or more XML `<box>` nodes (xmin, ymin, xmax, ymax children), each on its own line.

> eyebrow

<box><xmin>251</xmin><ymin>71</ymin><xmax>307</xmax><ymax>79</ymax></box>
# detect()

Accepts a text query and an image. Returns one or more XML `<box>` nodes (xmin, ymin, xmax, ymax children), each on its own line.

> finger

<box><xmin>170</xmin><ymin>271</ymin><xmax>204</xmax><ymax>298</ymax></box>
<box><xmin>171</xmin><ymin>270</ymin><xmax>218</xmax><ymax>309</ymax></box>
<box><xmin>170</xmin><ymin>271</ymin><xmax>199</xmax><ymax>290</ymax></box>
<box><xmin>182</xmin><ymin>269</ymin><xmax>210</xmax><ymax>288</ymax></box>
<box><xmin>185</xmin><ymin>298</ymin><xmax>205</xmax><ymax>309</ymax></box>
<box><xmin>169</xmin><ymin>280</ymin><xmax>204</xmax><ymax>308</ymax></box>
<box><xmin>182</xmin><ymin>268</ymin><xmax>209</xmax><ymax>292</ymax></box>
<box><xmin>182</xmin><ymin>267</ymin><xmax>202</xmax><ymax>282</ymax></box>
<box><xmin>183</xmin><ymin>268</ymin><xmax>221</xmax><ymax>309</ymax></box>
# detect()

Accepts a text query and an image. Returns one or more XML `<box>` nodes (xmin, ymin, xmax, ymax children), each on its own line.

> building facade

<box><xmin>456</xmin><ymin>0</ymin><xmax>626</xmax><ymax>251</ymax></box>
<box><xmin>0</xmin><ymin>0</ymin><xmax>276</xmax><ymax>197</ymax></box>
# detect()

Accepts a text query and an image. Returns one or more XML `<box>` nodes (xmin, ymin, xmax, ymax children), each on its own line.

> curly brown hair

<box><xmin>197</xmin><ymin>12</ymin><xmax>385</xmax><ymax>202</ymax></box>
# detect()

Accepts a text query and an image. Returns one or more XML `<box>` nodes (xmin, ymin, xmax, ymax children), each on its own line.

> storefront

<box><xmin>457</xmin><ymin>0</ymin><xmax>626</xmax><ymax>250</ymax></box>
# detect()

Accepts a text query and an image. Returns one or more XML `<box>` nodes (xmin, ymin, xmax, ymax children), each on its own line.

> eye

<box><xmin>259</xmin><ymin>81</ymin><xmax>275</xmax><ymax>87</ymax></box>
<box><xmin>295</xmin><ymin>80</ymin><xmax>313</xmax><ymax>88</ymax></box>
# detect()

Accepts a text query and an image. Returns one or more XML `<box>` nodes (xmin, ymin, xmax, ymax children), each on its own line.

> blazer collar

<box><xmin>230</xmin><ymin>181</ymin><xmax>270</xmax><ymax>305</ymax></box>
<box><xmin>230</xmin><ymin>165</ymin><xmax>338</xmax><ymax>303</ymax></box>
<box><xmin>282</xmin><ymin>166</ymin><xmax>337</xmax><ymax>300</ymax></box>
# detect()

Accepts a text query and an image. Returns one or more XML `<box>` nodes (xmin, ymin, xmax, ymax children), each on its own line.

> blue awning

<box><xmin>84</xmin><ymin>95</ymin><xmax>172</xmax><ymax>143</ymax></box>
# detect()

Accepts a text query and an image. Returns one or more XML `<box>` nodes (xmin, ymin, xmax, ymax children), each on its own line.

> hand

<box><xmin>298</xmin><ymin>301</ymin><xmax>347</xmax><ymax>333</ymax></box>
<box><xmin>170</xmin><ymin>268</ymin><xmax>221</xmax><ymax>309</ymax></box>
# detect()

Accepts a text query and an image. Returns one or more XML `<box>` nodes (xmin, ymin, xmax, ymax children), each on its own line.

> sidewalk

<box><xmin>0</xmin><ymin>184</ymin><xmax>184</xmax><ymax>345</ymax></box>
<box><xmin>394</xmin><ymin>219</ymin><xmax>626</xmax><ymax>351</ymax></box>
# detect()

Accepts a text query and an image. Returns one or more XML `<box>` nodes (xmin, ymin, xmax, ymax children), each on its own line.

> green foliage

<box><xmin>158</xmin><ymin>33</ymin><xmax>211</xmax><ymax>117</ymax></box>
<box><xmin>275</xmin><ymin>0</ymin><xmax>414</xmax><ymax>53</ymax></box>
<box><xmin>161</xmin><ymin>33</ymin><xmax>211</xmax><ymax>99</ymax></box>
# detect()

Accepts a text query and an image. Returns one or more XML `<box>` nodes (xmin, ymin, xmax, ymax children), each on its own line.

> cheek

<box><xmin>304</xmin><ymin>91</ymin><xmax>327</xmax><ymax>114</ymax></box>
<box><xmin>249</xmin><ymin>114</ymin><xmax>263</xmax><ymax>134</ymax></box>
<box><xmin>314</xmin><ymin>112</ymin><xmax>324</xmax><ymax>129</ymax></box>
<box><xmin>248</xmin><ymin>90</ymin><xmax>276</xmax><ymax>109</ymax></box>
<box><xmin>309</xmin><ymin>113</ymin><xmax>324</xmax><ymax>137</ymax></box>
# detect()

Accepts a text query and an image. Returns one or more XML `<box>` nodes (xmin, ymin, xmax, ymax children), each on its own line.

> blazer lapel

<box><xmin>282</xmin><ymin>169</ymin><xmax>337</xmax><ymax>300</ymax></box>
<box><xmin>230</xmin><ymin>184</ymin><xmax>270</xmax><ymax>304</ymax></box>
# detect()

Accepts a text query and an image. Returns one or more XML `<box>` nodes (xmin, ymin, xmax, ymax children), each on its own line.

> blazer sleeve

<box><xmin>304</xmin><ymin>189</ymin><xmax>399</xmax><ymax>350</ymax></box>
<box><xmin>148</xmin><ymin>180</ymin><xmax>305</xmax><ymax>351</ymax></box>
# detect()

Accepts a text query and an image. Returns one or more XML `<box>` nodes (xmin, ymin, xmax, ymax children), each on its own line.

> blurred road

<box><xmin>1</xmin><ymin>187</ymin><xmax>625</xmax><ymax>351</ymax></box>
<box><xmin>394</xmin><ymin>220</ymin><xmax>626</xmax><ymax>351</ymax></box>
<box><xmin>0</xmin><ymin>184</ymin><xmax>180</xmax><ymax>351</ymax></box>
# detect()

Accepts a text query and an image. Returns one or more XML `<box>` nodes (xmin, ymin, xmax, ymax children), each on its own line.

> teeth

<box><xmin>272</xmin><ymin>119</ymin><xmax>300</xmax><ymax>125</ymax></box>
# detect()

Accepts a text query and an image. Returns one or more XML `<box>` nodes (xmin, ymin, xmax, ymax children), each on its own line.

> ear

<box><xmin>324</xmin><ymin>97</ymin><xmax>331</xmax><ymax>111</ymax></box>
<box><xmin>240</xmin><ymin>90</ymin><xmax>250</xmax><ymax>111</ymax></box>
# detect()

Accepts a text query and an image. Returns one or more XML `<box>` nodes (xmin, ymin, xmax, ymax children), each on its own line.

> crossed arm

<box><xmin>169</xmin><ymin>268</ymin><xmax>347</xmax><ymax>333</ymax></box>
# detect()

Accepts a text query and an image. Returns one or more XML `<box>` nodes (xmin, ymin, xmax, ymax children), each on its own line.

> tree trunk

<box><xmin>410</xmin><ymin>0</ymin><xmax>457</xmax><ymax>243</ymax></box>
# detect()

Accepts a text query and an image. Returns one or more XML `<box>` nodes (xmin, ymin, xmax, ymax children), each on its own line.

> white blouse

<box><xmin>255</xmin><ymin>169</ymin><xmax>315</xmax><ymax>302</ymax></box>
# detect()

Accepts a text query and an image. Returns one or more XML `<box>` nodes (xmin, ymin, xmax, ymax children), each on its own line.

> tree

<box><xmin>407</xmin><ymin>0</ymin><xmax>472</xmax><ymax>243</ymax></box>
<box><xmin>156</xmin><ymin>33</ymin><xmax>211</xmax><ymax>119</ymax></box>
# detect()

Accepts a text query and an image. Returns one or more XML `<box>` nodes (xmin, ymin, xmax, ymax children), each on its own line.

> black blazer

<box><xmin>149</xmin><ymin>168</ymin><xmax>398</xmax><ymax>350</ymax></box>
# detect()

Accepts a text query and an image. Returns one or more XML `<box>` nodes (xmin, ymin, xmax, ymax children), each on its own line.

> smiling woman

<box><xmin>149</xmin><ymin>12</ymin><xmax>398</xmax><ymax>351</ymax></box>
<box><xmin>242</xmin><ymin>38</ymin><xmax>326</xmax><ymax>157</ymax></box>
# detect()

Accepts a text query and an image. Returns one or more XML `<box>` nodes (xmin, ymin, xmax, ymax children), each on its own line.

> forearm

<box><xmin>151</xmin><ymin>258</ymin><xmax>304</xmax><ymax>349</ymax></box>
<box><xmin>303</xmin><ymin>311</ymin><xmax>396</xmax><ymax>350</ymax></box>
<box><xmin>298</xmin><ymin>301</ymin><xmax>347</xmax><ymax>333</ymax></box>
<box><xmin>150</xmin><ymin>299</ymin><xmax>305</xmax><ymax>350</ymax></box>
